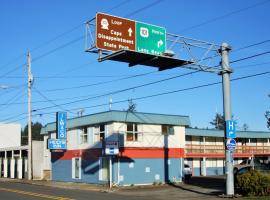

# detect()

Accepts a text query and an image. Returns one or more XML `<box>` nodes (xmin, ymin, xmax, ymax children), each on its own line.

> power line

<box><xmin>31</xmin><ymin>35</ymin><xmax>84</xmax><ymax>63</ymax></box>
<box><xmin>32</xmin><ymin>71</ymin><xmax>198</xmax><ymax>111</ymax></box>
<box><xmin>179</xmin><ymin>0</ymin><xmax>270</xmax><ymax>33</ymax></box>
<box><xmin>33</xmin><ymin>87</ymin><xmax>75</xmax><ymax>114</ymax></box>
<box><xmin>124</xmin><ymin>0</ymin><xmax>164</xmax><ymax>18</ymax></box>
<box><xmin>0</xmin><ymin>0</ymin><xmax>133</xmax><ymax>74</ymax></box>
<box><xmin>233</xmin><ymin>39</ymin><xmax>270</xmax><ymax>53</ymax></box>
<box><xmin>104</xmin><ymin>0</ymin><xmax>132</xmax><ymax>13</ymax></box>
<box><xmin>1</xmin><ymin>54</ymin><xmax>269</xmax><ymax>108</ymax></box>
<box><xmin>25</xmin><ymin>49</ymin><xmax>270</xmax><ymax>110</ymax></box>
<box><xmin>43</xmin><ymin>71</ymin><xmax>156</xmax><ymax>92</ymax></box>
<box><xmin>231</xmin><ymin>50</ymin><xmax>270</xmax><ymax>64</ymax></box>
<box><xmin>3</xmin><ymin>69</ymin><xmax>269</xmax><ymax>123</ymax></box>
<box><xmin>36</xmin><ymin>48</ymin><xmax>270</xmax><ymax>93</ymax></box>
<box><xmin>235</xmin><ymin>61</ymin><xmax>270</xmax><ymax>69</ymax></box>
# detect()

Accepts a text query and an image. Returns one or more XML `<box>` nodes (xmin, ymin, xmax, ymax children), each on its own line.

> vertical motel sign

<box><xmin>48</xmin><ymin>112</ymin><xmax>67</xmax><ymax>150</ymax></box>
<box><xmin>96</xmin><ymin>12</ymin><xmax>166</xmax><ymax>56</ymax></box>
<box><xmin>57</xmin><ymin>111</ymin><xmax>67</xmax><ymax>139</ymax></box>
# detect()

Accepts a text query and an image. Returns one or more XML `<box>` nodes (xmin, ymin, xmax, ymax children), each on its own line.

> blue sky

<box><xmin>0</xmin><ymin>0</ymin><xmax>269</xmax><ymax>131</ymax></box>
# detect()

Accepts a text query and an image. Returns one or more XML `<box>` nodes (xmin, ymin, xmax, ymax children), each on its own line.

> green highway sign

<box><xmin>136</xmin><ymin>22</ymin><xmax>166</xmax><ymax>56</ymax></box>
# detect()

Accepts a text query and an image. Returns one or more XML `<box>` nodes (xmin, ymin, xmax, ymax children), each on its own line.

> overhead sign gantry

<box><xmin>85</xmin><ymin>13</ymin><xmax>235</xmax><ymax>196</ymax></box>
<box><xmin>85</xmin><ymin>13</ymin><xmax>222</xmax><ymax>73</ymax></box>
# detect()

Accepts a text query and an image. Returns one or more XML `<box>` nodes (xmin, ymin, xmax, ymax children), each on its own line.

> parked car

<box><xmin>233</xmin><ymin>158</ymin><xmax>262</xmax><ymax>173</ymax></box>
<box><xmin>184</xmin><ymin>164</ymin><xmax>192</xmax><ymax>180</ymax></box>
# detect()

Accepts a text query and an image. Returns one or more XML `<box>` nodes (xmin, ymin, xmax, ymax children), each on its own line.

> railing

<box><xmin>185</xmin><ymin>144</ymin><xmax>270</xmax><ymax>155</ymax></box>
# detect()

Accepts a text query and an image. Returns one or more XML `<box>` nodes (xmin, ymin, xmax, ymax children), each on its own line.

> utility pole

<box><xmin>27</xmin><ymin>51</ymin><xmax>33</xmax><ymax>180</ymax></box>
<box><xmin>220</xmin><ymin>43</ymin><xmax>234</xmax><ymax>196</ymax></box>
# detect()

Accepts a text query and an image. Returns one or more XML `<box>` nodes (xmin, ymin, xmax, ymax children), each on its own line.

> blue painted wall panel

<box><xmin>193</xmin><ymin>167</ymin><xmax>201</xmax><ymax>176</ymax></box>
<box><xmin>52</xmin><ymin>157</ymin><xmax>182</xmax><ymax>185</ymax></box>
<box><xmin>52</xmin><ymin>160</ymin><xmax>72</xmax><ymax>182</ymax></box>
<box><xmin>206</xmin><ymin>167</ymin><xmax>225</xmax><ymax>176</ymax></box>
<box><xmin>118</xmin><ymin>158</ymin><xmax>182</xmax><ymax>185</ymax></box>
<box><xmin>52</xmin><ymin>159</ymin><xmax>102</xmax><ymax>184</ymax></box>
<box><xmin>81</xmin><ymin>159</ymin><xmax>100</xmax><ymax>184</ymax></box>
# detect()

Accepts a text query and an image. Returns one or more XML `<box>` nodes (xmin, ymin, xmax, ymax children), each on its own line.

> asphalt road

<box><xmin>0</xmin><ymin>181</ymin><xmax>150</xmax><ymax>200</ymax></box>
<box><xmin>0</xmin><ymin>176</ymin><xmax>226</xmax><ymax>200</ymax></box>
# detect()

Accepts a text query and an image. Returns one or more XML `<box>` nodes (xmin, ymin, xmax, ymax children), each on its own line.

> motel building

<box><xmin>185</xmin><ymin>128</ymin><xmax>270</xmax><ymax>176</ymax></box>
<box><xmin>40</xmin><ymin>110</ymin><xmax>270</xmax><ymax>185</ymax></box>
<box><xmin>41</xmin><ymin>110</ymin><xmax>188</xmax><ymax>185</ymax></box>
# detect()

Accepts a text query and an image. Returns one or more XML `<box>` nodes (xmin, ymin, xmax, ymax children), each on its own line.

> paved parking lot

<box><xmin>118</xmin><ymin>176</ymin><xmax>226</xmax><ymax>200</ymax></box>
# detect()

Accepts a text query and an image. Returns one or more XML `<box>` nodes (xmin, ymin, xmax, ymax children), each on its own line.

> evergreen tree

<box><xmin>210</xmin><ymin>113</ymin><xmax>225</xmax><ymax>130</ymax></box>
<box><xmin>21</xmin><ymin>122</ymin><xmax>43</xmax><ymax>145</ymax></box>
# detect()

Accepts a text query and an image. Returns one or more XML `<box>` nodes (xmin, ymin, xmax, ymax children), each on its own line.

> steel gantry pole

<box><xmin>27</xmin><ymin>51</ymin><xmax>33</xmax><ymax>180</ymax></box>
<box><xmin>220</xmin><ymin>43</ymin><xmax>234</xmax><ymax>196</ymax></box>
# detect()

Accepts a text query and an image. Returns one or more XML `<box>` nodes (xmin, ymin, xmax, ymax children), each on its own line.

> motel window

<box><xmin>93</xmin><ymin>124</ymin><xmax>106</xmax><ymax>143</ymax></box>
<box><xmin>250</xmin><ymin>138</ymin><xmax>257</xmax><ymax>144</ymax></box>
<box><xmin>126</xmin><ymin>123</ymin><xmax>138</xmax><ymax>141</ymax></box>
<box><xmin>80</xmin><ymin>126</ymin><xmax>88</xmax><ymax>144</ymax></box>
<box><xmin>162</xmin><ymin>125</ymin><xmax>174</xmax><ymax>135</ymax></box>
<box><xmin>186</xmin><ymin>135</ymin><xmax>192</xmax><ymax>142</ymax></box>
<box><xmin>99</xmin><ymin>124</ymin><xmax>105</xmax><ymax>141</ymax></box>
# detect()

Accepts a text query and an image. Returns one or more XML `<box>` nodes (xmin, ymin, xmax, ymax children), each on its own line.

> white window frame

<box><xmin>126</xmin><ymin>123</ymin><xmax>138</xmax><ymax>141</ymax></box>
<box><xmin>161</xmin><ymin>125</ymin><xmax>174</xmax><ymax>135</ymax></box>
<box><xmin>80</xmin><ymin>126</ymin><xmax>88</xmax><ymax>144</ymax></box>
<box><xmin>72</xmin><ymin>157</ymin><xmax>81</xmax><ymax>179</ymax></box>
<box><xmin>99</xmin><ymin>157</ymin><xmax>109</xmax><ymax>181</ymax></box>
<box><xmin>93</xmin><ymin>124</ymin><xmax>106</xmax><ymax>143</ymax></box>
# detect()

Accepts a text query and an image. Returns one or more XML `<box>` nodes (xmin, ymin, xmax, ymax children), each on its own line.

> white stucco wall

<box><xmin>0</xmin><ymin>124</ymin><xmax>21</xmax><ymax>148</ymax></box>
<box><xmin>33</xmin><ymin>141</ymin><xmax>43</xmax><ymax>179</ymax></box>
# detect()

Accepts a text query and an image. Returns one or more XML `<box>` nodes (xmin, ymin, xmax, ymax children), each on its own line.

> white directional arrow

<box><xmin>128</xmin><ymin>28</ymin><xmax>133</xmax><ymax>37</ymax></box>
<box><xmin>157</xmin><ymin>40</ymin><xmax>164</xmax><ymax>48</ymax></box>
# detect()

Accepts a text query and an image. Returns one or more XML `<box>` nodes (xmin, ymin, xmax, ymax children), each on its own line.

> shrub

<box><xmin>236</xmin><ymin>169</ymin><xmax>270</xmax><ymax>196</ymax></box>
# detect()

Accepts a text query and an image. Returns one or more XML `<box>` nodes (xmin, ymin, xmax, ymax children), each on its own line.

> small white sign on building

<box><xmin>105</xmin><ymin>141</ymin><xmax>119</xmax><ymax>155</ymax></box>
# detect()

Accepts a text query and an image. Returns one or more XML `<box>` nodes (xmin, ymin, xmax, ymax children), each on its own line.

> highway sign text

<box><xmin>96</xmin><ymin>13</ymin><xmax>136</xmax><ymax>52</ymax></box>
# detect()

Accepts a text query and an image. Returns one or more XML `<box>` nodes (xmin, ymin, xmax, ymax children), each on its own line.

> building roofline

<box><xmin>41</xmin><ymin>110</ymin><xmax>191</xmax><ymax>135</ymax></box>
<box><xmin>186</xmin><ymin>128</ymin><xmax>270</xmax><ymax>138</ymax></box>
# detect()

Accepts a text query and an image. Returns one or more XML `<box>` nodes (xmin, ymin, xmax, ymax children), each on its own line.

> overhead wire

<box><xmin>26</xmin><ymin>50</ymin><xmax>270</xmax><ymax>112</ymax></box>
<box><xmin>3</xmin><ymin>69</ymin><xmax>270</xmax><ymax>123</ymax></box>
<box><xmin>33</xmin><ymin>87</ymin><xmax>76</xmax><ymax>114</ymax></box>
<box><xmin>2</xmin><ymin>1</ymin><xmax>270</xmax><ymax>124</ymax></box>
<box><xmin>0</xmin><ymin>0</ymin><xmax>133</xmax><ymax>77</ymax></box>
<box><xmin>43</xmin><ymin>71</ymin><xmax>157</xmax><ymax>92</ymax></box>
<box><xmin>178</xmin><ymin>0</ymin><xmax>270</xmax><ymax>33</ymax></box>
<box><xmin>2</xmin><ymin>48</ymin><xmax>270</xmax><ymax>108</ymax></box>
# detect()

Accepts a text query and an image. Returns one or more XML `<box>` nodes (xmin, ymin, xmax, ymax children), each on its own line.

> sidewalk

<box><xmin>0</xmin><ymin>178</ymin><xmax>106</xmax><ymax>192</ymax></box>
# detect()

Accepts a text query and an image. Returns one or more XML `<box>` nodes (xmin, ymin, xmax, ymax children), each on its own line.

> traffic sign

<box><xmin>226</xmin><ymin>120</ymin><xmax>236</xmax><ymax>139</ymax></box>
<box><xmin>226</xmin><ymin>138</ymin><xmax>236</xmax><ymax>152</ymax></box>
<box><xmin>48</xmin><ymin>139</ymin><xmax>67</xmax><ymax>150</ymax></box>
<box><xmin>96</xmin><ymin>13</ymin><xmax>136</xmax><ymax>52</ymax></box>
<box><xmin>57</xmin><ymin>112</ymin><xmax>67</xmax><ymax>139</ymax></box>
<box><xmin>136</xmin><ymin>22</ymin><xmax>166</xmax><ymax>56</ymax></box>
